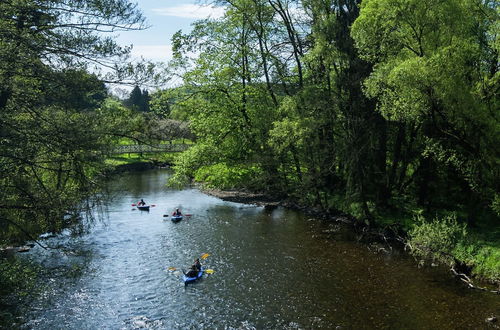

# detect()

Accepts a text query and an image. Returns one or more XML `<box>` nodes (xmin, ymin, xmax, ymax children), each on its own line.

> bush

<box><xmin>471</xmin><ymin>247</ymin><xmax>500</xmax><ymax>281</ymax></box>
<box><xmin>454</xmin><ymin>242</ymin><xmax>500</xmax><ymax>282</ymax></box>
<box><xmin>407</xmin><ymin>214</ymin><xmax>467</xmax><ymax>265</ymax></box>
<box><xmin>194</xmin><ymin>163</ymin><xmax>262</xmax><ymax>190</ymax></box>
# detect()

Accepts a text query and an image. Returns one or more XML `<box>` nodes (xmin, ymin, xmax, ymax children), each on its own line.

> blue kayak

<box><xmin>171</xmin><ymin>215</ymin><xmax>183</xmax><ymax>222</ymax></box>
<box><xmin>183</xmin><ymin>267</ymin><xmax>203</xmax><ymax>285</ymax></box>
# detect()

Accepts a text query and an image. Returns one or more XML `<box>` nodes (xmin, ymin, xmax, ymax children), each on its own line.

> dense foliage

<box><xmin>170</xmin><ymin>0</ymin><xmax>498</xmax><ymax>218</ymax></box>
<box><xmin>168</xmin><ymin>0</ymin><xmax>499</xmax><ymax>277</ymax></box>
<box><xmin>0</xmin><ymin>0</ymin><xmax>147</xmax><ymax>244</ymax></box>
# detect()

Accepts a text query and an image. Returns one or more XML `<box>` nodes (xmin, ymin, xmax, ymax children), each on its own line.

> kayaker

<box><xmin>172</xmin><ymin>208</ymin><xmax>182</xmax><ymax>216</ymax></box>
<box><xmin>185</xmin><ymin>265</ymin><xmax>198</xmax><ymax>277</ymax></box>
<box><xmin>193</xmin><ymin>258</ymin><xmax>201</xmax><ymax>271</ymax></box>
<box><xmin>138</xmin><ymin>199</ymin><xmax>146</xmax><ymax>206</ymax></box>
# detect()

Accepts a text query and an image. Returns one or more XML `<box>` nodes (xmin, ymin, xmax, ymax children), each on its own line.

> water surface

<box><xmin>19</xmin><ymin>169</ymin><xmax>499</xmax><ymax>329</ymax></box>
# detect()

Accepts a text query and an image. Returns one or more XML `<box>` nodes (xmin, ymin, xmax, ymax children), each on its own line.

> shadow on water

<box><xmin>7</xmin><ymin>169</ymin><xmax>499</xmax><ymax>329</ymax></box>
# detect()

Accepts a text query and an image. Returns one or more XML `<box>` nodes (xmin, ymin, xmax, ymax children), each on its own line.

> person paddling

<box><xmin>193</xmin><ymin>258</ymin><xmax>201</xmax><ymax>271</ymax></box>
<box><xmin>138</xmin><ymin>199</ymin><xmax>146</xmax><ymax>206</ymax></box>
<box><xmin>172</xmin><ymin>208</ymin><xmax>182</xmax><ymax>216</ymax></box>
<box><xmin>185</xmin><ymin>265</ymin><xmax>198</xmax><ymax>278</ymax></box>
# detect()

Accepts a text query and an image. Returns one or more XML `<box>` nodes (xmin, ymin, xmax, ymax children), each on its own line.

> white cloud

<box><xmin>130</xmin><ymin>44</ymin><xmax>173</xmax><ymax>62</ymax></box>
<box><xmin>152</xmin><ymin>4</ymin><xmax>225</xmax><ymax>19</ymax></box>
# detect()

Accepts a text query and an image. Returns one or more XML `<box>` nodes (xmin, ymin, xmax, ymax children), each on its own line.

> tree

<box><xmin>169</xmin><ymin>0</ymin><xmax>498</xmax><ymax>224</ymax></box>
<box><xmin>0</xmin><ymin>0</ymin><xmax>147</xmax><ymax>243</ymax></box>
<box><xmin>149</xmin><ymin>89</ymin><xmax>172</xmax><ymax>118</ymax></box>
<box><xmin>170</xmin><ymin>9</ymin><xmax>280</xmax><ymax>190</ymax></box>
<box><xmin>352</xmin><ymin>0</ymin><xmax>499</xmax><ymax>215</ymax></box>
<box><xmin>124</xmin><ymin>85</ymin><xmax>150</xmax><ymax>112</ymax></box>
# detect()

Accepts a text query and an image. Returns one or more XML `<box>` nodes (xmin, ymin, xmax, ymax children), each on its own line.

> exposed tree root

<box><xmin>450</xmin><ymin>267</ymin><xmax>500</xmax><ymax>294</ymax></box>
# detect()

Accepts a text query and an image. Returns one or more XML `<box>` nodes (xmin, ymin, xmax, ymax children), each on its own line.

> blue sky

<box><xmin>116</xmin><ymin>1</ymin><xmax>225</xmax><ymax>62</ymax></box>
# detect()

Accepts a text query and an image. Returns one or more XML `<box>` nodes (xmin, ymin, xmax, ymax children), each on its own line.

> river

<box><xmin>14</xmin><ymin>169</ymin><xmax>500</xmax><ymax>329</ymax></box>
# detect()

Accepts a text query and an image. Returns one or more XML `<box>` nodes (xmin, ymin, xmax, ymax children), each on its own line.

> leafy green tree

<box><xmin>169</xmin><ymin>0</ymin><xmax>498</xmax><ymax>227</ymax></box>
<box><xmin>351</xmin><ymin>0</ymin><xmax>500</xmax><ymax>217</ymax></box>
<box><xmin>0</xmin><ymin>0</ymin><xmax>147</xmax><ymax>243</ymax></box>
<box><xmin>149</xmin><ymin>89</ymin><xmax>172</xmax><ymax>118</ymax></box>
<box><xmin>169</xmin><ymin>7</ymin><xmax>281</xmax><ymax>191</ymax></box>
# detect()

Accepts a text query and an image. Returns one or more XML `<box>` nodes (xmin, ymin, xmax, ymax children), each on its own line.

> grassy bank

<box><xmin>339</xmin><ymin>200</ymin><xmax>500</xmax><ymax>286</ymax></box>
<box><xmin>105</xmin><ymin>152</ymin><xmax>178</xmax><ymax>168</ymax></box>
<box><xmin>406</xmin><ymin>215</ymin><xmax>499</xmax><ymax>285</ymax></box>
<box><xmin>368</xmin><ymin>209</ymin><xmax>500</xmax><ymax>287</ymax></box>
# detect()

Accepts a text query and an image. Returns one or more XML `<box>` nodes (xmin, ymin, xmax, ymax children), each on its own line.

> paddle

<box><xmin>168</xmin><ymin>267</ymin><xmax>214</xmax><ymax>273</ymax></box>
<box><xmin>169</xmin><ymin>267</ymin><xmax>215</xmax><ymax>274</ymax></box>
<box><xmin>163</xmin><ymin>212</ymin><xmax>192</xmax><ymax>217</ymax></box>
<box><xmin>167</xmin><ymin>253</ymin><xmax>212</xmax><ymax>272</ymax></box>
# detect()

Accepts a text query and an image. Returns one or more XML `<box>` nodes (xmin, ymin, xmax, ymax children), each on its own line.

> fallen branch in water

<box><xmin>450</xmin><ymin>267</ymin><xmax>500</xmax><ymax>294</ymax></box>
<box><xmin>407</xmin><ymin>242</ymin><xmax>500</xmax><ymax>294</ymax></box>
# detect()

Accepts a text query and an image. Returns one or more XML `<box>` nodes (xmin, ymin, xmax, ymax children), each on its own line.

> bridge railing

<box><xmin>112</xmin><ymin>144</ymin><xmax>190</xmax><ymax>154</ymax></box>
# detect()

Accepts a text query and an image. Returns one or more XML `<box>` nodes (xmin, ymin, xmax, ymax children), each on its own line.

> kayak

<box><xmin>171</xmin><ymin>215</ymin><xmax>183</xmax><ymax>222</ymax></box>
<box><xmin>183</xmin><ymin>267</ymin><xmax>204</xmax><ymax>285</ymax></box>
<box><xmin>137</xmin><ymin>205</ymin><xmax>150</xmax><ymax>211</ymax></box>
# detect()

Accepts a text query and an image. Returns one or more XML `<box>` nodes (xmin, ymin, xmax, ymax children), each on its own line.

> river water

<box><xmin>15</xmin><ymin>169</ymin><xmax>499</xmax><ymax>329</ymax></box>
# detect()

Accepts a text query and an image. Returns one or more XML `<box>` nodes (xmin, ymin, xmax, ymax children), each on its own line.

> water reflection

<box><xmin>15</xmin><ymin>169</ymin><xmax>500</xmax><ymax>329</ymax></box>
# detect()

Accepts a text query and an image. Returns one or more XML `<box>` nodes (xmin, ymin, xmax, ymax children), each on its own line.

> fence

<box><xmin>112</xmin><ymin>144</ymin><xmax>190</xmax><ymax>154</ymax></box>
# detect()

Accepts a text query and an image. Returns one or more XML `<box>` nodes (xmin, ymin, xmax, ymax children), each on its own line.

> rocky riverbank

<box><xmin>202</xmin><ymin>189</ymin><xmax>358</xmax><ymax>225</ymax></box>
<box><xmin>201</xmin><ymin>189</ymin><xmax>281</xmax><ymax>207</ymax></box>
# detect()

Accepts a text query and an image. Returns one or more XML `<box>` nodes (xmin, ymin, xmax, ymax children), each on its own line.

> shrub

<box><xmin>407</xmin><ymin>214</ymin><xmax>467</xmax><ymax>265</ymax></box>
<box><xmin>194</xmin><ymin>163</ymin><xmax>262</xmax><ymax>190</ymax></box>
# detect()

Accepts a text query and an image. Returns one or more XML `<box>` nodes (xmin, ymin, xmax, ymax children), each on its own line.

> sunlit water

<box><xmin>15</xmin><ymin>169</ymin><xmax>500</xmax><ymax>329</ymax></box>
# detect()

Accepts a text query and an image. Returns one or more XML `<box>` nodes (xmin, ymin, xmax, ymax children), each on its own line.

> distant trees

<box><xmin>124</xmin><ymin>86</ymin><xmax>150</xmax><ymax>112</ymax></box>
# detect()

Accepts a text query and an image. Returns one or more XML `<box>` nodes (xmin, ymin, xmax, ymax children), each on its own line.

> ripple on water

<box><xmin>14</xmin><ymin>170</ymin><xmax>500</xmax><ymax>329</ymax></box>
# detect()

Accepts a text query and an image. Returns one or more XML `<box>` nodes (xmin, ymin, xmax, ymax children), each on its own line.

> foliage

<box><xmin>0</xmin><ymin>258</ymin><xmax>40</xmax><ymax>325</ymax></box>
<box><xmin>149</xmin><ymin>89</ymin><xmax>172</xmax><ymax>118</ymax></box>
<box><xmin>408</xmin><ymin>214</ymin><xmax>468</xmax><ymax>265</ymax></box>
<box><xmin>139</xmin><ymin>117</ymin><xmax>195</xmax><ymax>143</ymax></box>
<box><xmin>0</xmin><ymin>0</ymin><xmax>149</xmax><ymax>244</ymax></box>
<box><xmin>454</xmin><ymin>243</ymin><xmax>500</xmax><ymax>282</ymax></box>
<box><xmin>0</xmin><ymin>258</ymin><xmax>38</xmax><ymax>298</ymax></box>
<box><xmin>351</xmin><ymin>0</ymin><xmax>500</xmax><ymax>214</ymax></box>
<box><xmin>162</xmin><ymin>0</ymin><xmax>499</xmax><ymax>280</ymax></box>
<box><xmin>194</xmin><ymin>163</ymin><xmax>263</xmax><ymax>189</ymax></box>
<box><xmin>492</xmin><ymin>194</ymin><xmax>500</xmax><ymax>217</ymax></box>
<box><xmin>169</xmin><ymin>143</ymin><xmax>223</xmax><ymax>188</ymax></box>
<box><xmin>408</xmin><ymin>213</ymin><xmax>500</xmax><ymax>281</ymax></box>
<box><xmin>124</xmin><ymin>86</ymin><xmax>150</xmax><ymax>112</ymax></box>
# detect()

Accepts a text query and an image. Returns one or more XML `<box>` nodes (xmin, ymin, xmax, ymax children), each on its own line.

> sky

<box><xmin>116</xmin><ymin>0</ymin><xmax>225</xmax><ymax>63</ymax></box>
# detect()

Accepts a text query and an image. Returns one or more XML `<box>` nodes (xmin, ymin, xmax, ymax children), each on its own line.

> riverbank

<box><xmin>106</xmin><ymin>154</ymin><xmax>174</xmax><ymax>173</ymax></box>
<box><xmin>202</xmin><ymin>188</ymin><xmax>500</xmax><ymax>291</ymax></box>
<box><xmin>7</xmin><ymin>168</ymin><xmax>499</xmax><ymax>329</ymax></box>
